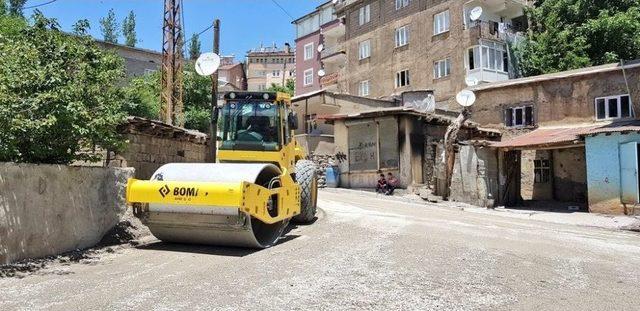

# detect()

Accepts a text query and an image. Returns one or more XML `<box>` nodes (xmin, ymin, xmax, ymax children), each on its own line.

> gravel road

<box><xmin>1</xmin><ymin>189</ymin><xmax>640</xmax><ymax>310</ymax></box>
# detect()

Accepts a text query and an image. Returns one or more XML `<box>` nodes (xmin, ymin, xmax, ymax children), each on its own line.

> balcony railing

<box><xmin>467</xmin><ymin>20</ymin><xmax>525</xmax><ymax>40</ymax></box>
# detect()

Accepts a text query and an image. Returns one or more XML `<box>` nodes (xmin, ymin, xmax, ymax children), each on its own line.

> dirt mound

<box><xmin>98</xmin><ymin>209</ymin><xmax>151</xmax><ymax>246</ymax></box>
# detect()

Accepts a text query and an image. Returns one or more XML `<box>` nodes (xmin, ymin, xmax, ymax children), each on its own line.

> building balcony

<box><xmin>321</xmin><ymin>18</ymin><xmax>345</xmax><ymax>40</ymax></box>
<box><xmin>320</xmin><ymin>45</ymin><xmax>346</xmax><ymax>64</ymax></box>
<box><xmin>467</xmin><ymin>68</ymin><xmax>509</xmax><ymax>84</ymax></box>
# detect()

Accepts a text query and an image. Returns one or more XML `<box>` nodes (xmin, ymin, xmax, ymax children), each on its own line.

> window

<box><xmin>303</xmin><ymin>43</ymin><xmax>314</xmax><ymax>60</ymax></box>
<box><xmin>359</xmin><ymin>40</ymin><xmax>371</xmax><ymax>59</ymax></box>
<box><xmin>505</xmin><ymin>106</ymin><xmax>534</xmax><ymax>127</ymax></box>
<box><xmin>303</xmin><ymin>68</ymin><xmax>313</xmax><ymax>86</ymax></box>
<box><xmin>359</xmin><ymin>4</ymin><xmax>370</xmax><ymax>25</ymax></box>
<box><xmin>534</xmin><ymin>160</ymin><xmax>551</xmax><ymax>183</ymax></box>
<box><xmin>272</xmin><ymin>70</ymin><xmax>281</xmax><ymax>77</ymax></box>
<box><xmin>433</xmin><ymin>58</ymin><xmax>451</xmax><ymax>79</ymax></box>
<box><xmin>467</xmin><ymin>41</ymin><xmax>508</xmax><ymax>72</ymax></box>
<box><xmin>257</xmin><ymin>84</ymin><xmax>267</xmax><ymax>91</ymax></box>
<box><xmin>395</xmin><ymin>0</ymin><xmax>409</xmax><ymax>10</ymax></box>
<box><xmin>359</xmin><ymin>80</ymin><xmax>370</xmax><ymax>96</ymax></box>
<box><xmin>433</xmin><ymin>10</ymin><xmax>450</xmax><ymax>35</ymax></box>
<box><xmin>395</xmin><ymin>26</ymin><xmax>409</xmax><ymax>47</ymax></box>
<box><xmin>595</xmin><ymin>95</ymin><xmax>634</xmax><ymax>120</ymax></box>
<box><xmin>395</xmin><ymin>70</ymin><xmax>410</xmax><ymax>88</ymax></box>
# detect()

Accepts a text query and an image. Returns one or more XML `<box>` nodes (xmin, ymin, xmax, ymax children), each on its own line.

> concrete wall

<box><xmin>586</xmin><ymin>132</ymin><xmax>640</xmax><ymax>214</ymax></box>
<box><xmin>0</xmin><ymin>163</ymin><xmax>133</xmax><ymax>265</ymax></box>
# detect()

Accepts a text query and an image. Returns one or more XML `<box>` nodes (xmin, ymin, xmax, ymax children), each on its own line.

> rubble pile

<box><xmin>308</xmin><ymin>153</ymin><xmax>337</xmax><ymax>188</ymax></box>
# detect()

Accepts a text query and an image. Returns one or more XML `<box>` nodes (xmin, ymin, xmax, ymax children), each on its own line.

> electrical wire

<box><xmin>23</xmin><ymin>0</ymin><xmax>59</xmax><ymax>10</ymax></box>
<box><xmin>270</xmin><ymin>0</ymin><xmax>294</xmax><ymax>20</ymax></box>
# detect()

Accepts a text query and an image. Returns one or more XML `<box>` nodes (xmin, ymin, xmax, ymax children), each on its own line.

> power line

<box><xmin>24</xmin><ymin>0</ymin><xmax>60</xmax><ymax>10</ymax></box>
<box><xmin>270</xmin><ymin>0</ymin><xmax>294</xmax><ymax>20</ymax></box>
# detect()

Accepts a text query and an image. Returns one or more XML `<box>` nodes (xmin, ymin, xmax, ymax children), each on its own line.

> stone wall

<box><xmin>0</xmin><ymin>163</ymin><xmax>133</xmax><ymax>265</ymax></box>
<box><xmin>109</xmin><ymin>117</ymin><xmax>208</xmax><ymax>179</ymax></box>
<box><xmin>443</xmin><ymin>145</ymin><xmax>499</xmax><ymax>207</ymax></box>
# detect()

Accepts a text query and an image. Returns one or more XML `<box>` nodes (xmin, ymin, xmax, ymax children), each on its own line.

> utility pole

<box><xmin>209</xmin><ymin>19</ymin><xmax>220</xmax><ymax>163</ymax></box>
<box><xmin>161</xmin><ymin>0</ymin><xmax>184</xmax><ymax>126</ymax></box>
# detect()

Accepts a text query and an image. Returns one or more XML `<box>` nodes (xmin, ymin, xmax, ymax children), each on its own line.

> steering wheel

<box><xmin>236</xmin><ymin>130</ymin><xmax>264</xmax><ymax>142</ymax></box>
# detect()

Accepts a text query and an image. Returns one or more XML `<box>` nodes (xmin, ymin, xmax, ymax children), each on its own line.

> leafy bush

<box><xmin>0</xmin><ymin>12</ymin><xmax>127</xmax><ymax>164</ymax></box>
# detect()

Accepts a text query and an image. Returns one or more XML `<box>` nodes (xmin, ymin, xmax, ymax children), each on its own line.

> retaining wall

<box><xmin>0</xmin><ymin>163</ymin><xmax>133</xmax><ymax>265</ymax></box>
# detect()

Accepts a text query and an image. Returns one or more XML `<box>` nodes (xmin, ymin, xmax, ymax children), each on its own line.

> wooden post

<box><xmin>443</xmin><ymin>108</ymin><xmax>470</xmax><ymax>199</ymax></box>
<box><xmin>208</xmin><ymin>19</ymin><xmax>220</xmax><ymax>163</ymax></box>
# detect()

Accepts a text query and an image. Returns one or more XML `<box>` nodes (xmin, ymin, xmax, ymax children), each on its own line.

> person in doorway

<box><xmin>385</xmin><ymin>172</ymin><xmax>399</xmax><ymax>195</ymax></box>
<box><xmin>375</xmin><ymin>173</ymin><xmax>387</xmax><ymax>194</ymax></box>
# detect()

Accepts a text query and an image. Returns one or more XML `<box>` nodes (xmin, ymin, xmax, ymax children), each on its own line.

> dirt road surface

<box><xmin>2</xmin><ymin>189</ymin><xmax>640</xmax><ymax>310</ymax></box>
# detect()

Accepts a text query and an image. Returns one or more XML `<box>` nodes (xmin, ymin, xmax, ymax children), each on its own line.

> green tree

<box><xmin>0</xmin><ymin>1</ymin><xmax>7</xmax><ymax>16</ymax></box>
<box><xmin>516</xmin><ymin>0</ymin><xmax>640</xmax><ymax>76</ymax></box>
<box><xmin>123</xmin><ymin>67</ymin><xmax>212</xmax><ymax>133</ymax></box>
<box><xmin>122</xmin><ymin>10</ymin><xmax>136</xmax><ymax>47</ymax></box>
<box><xmin>72</xmin><ymin>18</ymin><xmax>90</xmax><ymax>36</ymax></box>
<box><xmin>267</xmin><ymin>78</ymin><xmax>295</xmax><ymax>96</ymax></box>
<box><xmin>8</xmin><ymin>0</ymin><xmax>26</xmax><ymax>17</ymax></box>
<box><xmin>99</xmin><ymin>8</ymin><xmax>119</xmax><ymax>44</ymax></box>
<box><xmin>188</xmin><ymin>33</ymin><xmax>201</xmax><ymax>60</ymax></box>
<box><xmin>0</xmin><ymin>12</ymin><xmax>128</xmax><ymax>164</ymax></box>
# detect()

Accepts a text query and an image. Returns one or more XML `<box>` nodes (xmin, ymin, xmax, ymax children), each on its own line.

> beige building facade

<box><xmin>245</xmin><ymin>44</ymin><xmax>295</xmax><ymax>92</ymax></box>
<box><xmin>337</xmin><ymin>0</ymin><xmax>528</xmax><ymax>103</ymax></box>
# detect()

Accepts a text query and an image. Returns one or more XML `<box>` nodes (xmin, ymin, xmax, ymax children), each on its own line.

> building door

<box><xmin>620</xmin><ymin>142</ymin><xmax>639</xmax><ymax>204</ymax></box>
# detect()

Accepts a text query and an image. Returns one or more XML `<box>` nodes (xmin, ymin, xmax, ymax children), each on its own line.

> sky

<box><xmin>24</xmin><ymin>0</ymin><xmax>325</xmax><ymax>60</ymax></box>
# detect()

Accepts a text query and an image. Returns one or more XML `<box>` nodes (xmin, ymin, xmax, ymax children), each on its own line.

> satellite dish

<box><xmin>317</xmin><ymin>43</ymin><xmax>324</xmax><ymax>52</ymax></box>
<box><xmin>332</xmin><ymin>0</ymin><xmax>339</xmax><ymax>4</ymax></box>
<box><xmin>317</xmin><ymin>69</ymin><xmax>326</xmax><ymax>77</ymax></box>
<box><xmin>465</xmin><ymin>76</ymin><xmax>479</xmax><ymax>87</ymax></box>
<box><xmin>195</xmin><ymin>52</ymin><xmax>221</xmax><ymax>76</ymax></box>
<box><xmin>456</xmin><ymin>90</ymin><xmax>476</xmax><ymax>107</ymax></box>
<box><xmin>469</xmin><ymin>6</ymin><xmax>483</xmax><ymax>21</ymax></box>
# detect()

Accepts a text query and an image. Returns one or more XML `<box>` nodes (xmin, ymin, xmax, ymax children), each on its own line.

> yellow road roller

<box><xmin>126</xmin><ymin>92</ymin><xmax>318</xmax><ymax>248</ymax></box>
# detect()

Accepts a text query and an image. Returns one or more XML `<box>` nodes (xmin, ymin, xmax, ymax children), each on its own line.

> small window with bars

<box><xmin>534</xmin><ymin>160</ymin><xmax>551</xmax><ymax>183</ymax></box>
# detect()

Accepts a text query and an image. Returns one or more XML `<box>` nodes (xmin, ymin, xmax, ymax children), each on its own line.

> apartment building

<box><xmin>217</xmin><ymin>55</ymin><xmax>247</xmax><ymax>90</ymax></box>
<box><xmin>337</xmin><ymin>0</ymin><xmax>529</xmax><ymax>102</ymax></box>
<box><xmin>292</xmin><ymin>1</ymin><xmax>345</xmax><ymax>96</ymax></box>
<box><xmin>245</xmin><ymin>44</ymin><xmax>295</xmax><ymax>92</ymax></box>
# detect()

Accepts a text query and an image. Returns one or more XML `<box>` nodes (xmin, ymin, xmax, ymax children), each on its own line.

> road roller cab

<box><xmin>125</xmin><ymin>92</ymin><xmax>318</xmax><ymax>248</ymax></box>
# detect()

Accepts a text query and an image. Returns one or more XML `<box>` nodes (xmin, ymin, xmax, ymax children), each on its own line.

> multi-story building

<box><xmin>217</xmin><ymin>55</ymin><xmax>247</xmax><ymax>90</ymax></box>
<box><xmin>292</xmin><ymin>1</ymin><xmax>345</xmax><ymax>95</ymax></box>
<box><xmin>94</xmin><ymin>39</ymin><xmax>162</xmax><ymax>78</ymax></box>
<box><xmin>336</xmin><ymin>0</ymin><xmax>529</xmax><ymax>103</ymax></box>
<box><xmin>245</xmin><ymin>44</ymin><xmax>295</xmax><ymax>92</ymax></box>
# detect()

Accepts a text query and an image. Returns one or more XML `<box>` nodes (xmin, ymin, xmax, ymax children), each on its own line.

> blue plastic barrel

<box><xmin>325</xmin><ymin>165</ymin><xmax>340</xmax><ymax>188</ymax></box>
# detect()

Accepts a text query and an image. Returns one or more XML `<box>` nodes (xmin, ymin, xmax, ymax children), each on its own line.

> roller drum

<box><xmin>143</xmin><ymin>163</ymin><xmax>288</xmax><ymax>248</ymax></box>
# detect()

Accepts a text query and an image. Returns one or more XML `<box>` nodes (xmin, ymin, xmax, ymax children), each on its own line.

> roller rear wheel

<box><xmin>293</xmin><ymin>160</ymin><xmax>318</xmax><ymax>223</ymax></box>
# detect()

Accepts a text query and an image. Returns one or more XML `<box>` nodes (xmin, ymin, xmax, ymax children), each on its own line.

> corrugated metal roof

<box><xmin>491</xmin><ymin>126</ymin><xmax>594</xmax><ymax>148</ymax></box>
<box><xmin>492</xmin><ymin>120</ymin><xmax>640</xmax><ymax>148</ymax></box>
<box><xmin>578</xmin><ymin>119</ymin><xmax>640</xmax><ymax>136</ymax></box>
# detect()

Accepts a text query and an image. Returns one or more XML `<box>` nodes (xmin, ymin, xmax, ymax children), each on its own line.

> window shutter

<box><xmin>505</xmin><ymin>108</ymin><xmax>513</xmax><ymax>127</ymax></box>
<box><xmin>525</xmin><ymin>106</ymin><xmax>533</xmax><ymax>126</ymax></box>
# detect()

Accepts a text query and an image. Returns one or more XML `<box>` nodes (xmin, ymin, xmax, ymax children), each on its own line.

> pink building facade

<box><xmin>292</xmin><ymin>1</ymin><xmax>340</xmax><ymax>96</ymax></box>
